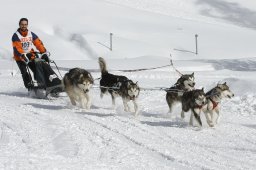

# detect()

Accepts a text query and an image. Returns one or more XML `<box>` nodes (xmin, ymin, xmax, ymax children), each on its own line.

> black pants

<box><xmin>16</xmin><ymin>59</ymin><xmax>61</xmax><ymax>89</ymax></box>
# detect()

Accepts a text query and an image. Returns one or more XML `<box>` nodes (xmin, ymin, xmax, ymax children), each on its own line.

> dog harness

<box><xmin>209</xmin><ymin>98</ymin><xmax>218</xmax><ymax>109</ymax></box>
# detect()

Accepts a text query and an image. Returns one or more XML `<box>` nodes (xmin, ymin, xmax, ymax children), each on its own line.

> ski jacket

<box><xmin>12</xmin><ymin>28</ymin><xmax>46</xmax><ymax>61</ymax></box>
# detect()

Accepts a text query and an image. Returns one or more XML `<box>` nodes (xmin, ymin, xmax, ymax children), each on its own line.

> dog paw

<box><xmin>100</xmin><ymin>94</ymin><xmax>103</xmax><ymax>98</ymax></box>
<box><xmin>181</xmin><ymin>111</ymin><xmax>185</xmax><ymax>119</ymax></box>
<box><xmin>207</xmin><ymin>121</ymin><xmax>214</xmax><ymax>127</ymax></box>
<box><xmin>134</xmin><ymin>111</ymin><xmax>139</xmax><ymax>117</ymax></box>
<box><xmin>86</xmin><ymin>102</ymin><xmax>92</xmax><ymax>109</ymax></box>
<box><xmin>166</xmin><ymin>114</ymin><xmax>174</xmax><ymax>119</ymax></box>
<box><xmin>71</xmin><ymin>101</ymin><xmax>76</xmax><ymax>106</ymax></box>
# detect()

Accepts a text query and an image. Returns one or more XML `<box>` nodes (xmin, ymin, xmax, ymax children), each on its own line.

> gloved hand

<box><xmin>41</xmin><ymin>53</ymin><xmax>50</xmax><ymax>63</ymax></box>
<box><xmin>21</xmin><ymin>53</ymin><xmax>31</xmax><ymax>64</ymax></box>
<box><xmin>26</xmin><ymin>53</ymin><xmax>33</xmax><ymax>60</ymax></box>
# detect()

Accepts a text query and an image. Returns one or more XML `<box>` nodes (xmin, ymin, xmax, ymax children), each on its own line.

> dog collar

<box><xmin>195</xmin><ymin>105</ymin><xmax>203</xmax><ymax>109</ymax></box>
<box><xmin>129</xmin><ymin>96</ymin><xmax>135</xmax><ymax>100</ymax></box>
<box><xmin>129</xmin><ymin>95</ymin><xmax>136</xmax><ymax>100</ymax></box>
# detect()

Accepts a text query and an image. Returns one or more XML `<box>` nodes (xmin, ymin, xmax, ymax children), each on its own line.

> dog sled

<box><xmin>25</xmin><ymin>52</ymin><xmax>64</xmax><ymax>99</ymax></box>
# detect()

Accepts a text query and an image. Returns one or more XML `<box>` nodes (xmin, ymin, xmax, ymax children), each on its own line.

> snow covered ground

<box><xmin>1</xmin><ymin>0</ymin><xmax>256</xmax><ymax>169</ymax></box>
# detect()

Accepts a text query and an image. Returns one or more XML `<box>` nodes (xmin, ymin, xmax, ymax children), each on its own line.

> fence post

<box><xmin>195</xmin><ymin>34</ymin><xmax>198</xmax><ymax>55</ymax></box>
<box><xmin>110</xmin><ymin>33</ymin><xmax>113</xmax><ymax>51</ymax></box>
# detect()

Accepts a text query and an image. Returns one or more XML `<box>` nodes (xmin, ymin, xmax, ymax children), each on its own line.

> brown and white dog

<box><xmin>63</xmin><ymin>68</ymin><xmax>94</xmax><ymax>109</ymax></box>
<box><xmin>203</xmin><ymin>82</ymin><xmax>234</xmax><ymax>127</ymax></box>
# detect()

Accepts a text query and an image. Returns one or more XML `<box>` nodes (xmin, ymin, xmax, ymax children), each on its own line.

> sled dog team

<box><xmin>63</xmin><ymin>57</ymin><xmax>234</xmax><ymax>127</ymax></box>
<box><xmin>165</xmin><ymin>73</ymin><xmax>234</xmax><ymax>127</ymax></box>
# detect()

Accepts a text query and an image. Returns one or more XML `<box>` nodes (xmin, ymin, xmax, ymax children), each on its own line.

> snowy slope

<box><xmin>0</xmin><ymin>0</ymin><xmax>256</xmax><ymax>169</ymax></box>
<box><xmin>1</xmin><ymin>0</ymin><xmax>256</xmax><ymax>60</ymax></box>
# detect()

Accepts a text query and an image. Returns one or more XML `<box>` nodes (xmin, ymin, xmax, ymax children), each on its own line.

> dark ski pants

<box><xmin>16</xmin><ymin>59</ymin><xmax>60</xmax><ymax>89</ymax></box>
<box><xmin>16</xmin><ymin>60</ymin><xmax>35</xmax><ymax>88</ymax></box>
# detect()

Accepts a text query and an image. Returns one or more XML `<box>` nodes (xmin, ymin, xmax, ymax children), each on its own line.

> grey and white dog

<box><xmin>181</xmin><ymin>88</ymin><xmax>206</xmax><ymax>127</ymax></box>
<box><xmin>166</xmin><ymin>73</ymin><xmax>195</xmax><ymax>115</ymax></box>
<box><xmin>63</xmin><ymin>68</ymin><xmax>94</xmax><ymax>109</ymax></box>
<box><xmin>98</xmin><ymin>57</ymin><xmax>140</xmax><ymax>115</ymax></box>
<box><xmin>119</xmin><ymin>80</ymin><xmax>140</xmax><ymax>115</ymax></box>
<box><xmin>203</xmin><ymin>82</ymin><xmax>234</xmax><ymax>127</ymax></box>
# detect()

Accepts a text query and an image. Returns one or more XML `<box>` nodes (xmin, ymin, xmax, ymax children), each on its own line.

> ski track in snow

<box><xmin>1</xmin><ymin>68</ymin><xmax>256</xmax><ymax>169</ymax></box>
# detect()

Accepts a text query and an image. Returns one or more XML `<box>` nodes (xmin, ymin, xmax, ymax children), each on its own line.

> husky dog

<box><xmin>181</xmin><ymin>88</ymin><xmax>206</xmax><ymax>127</ymax></box>
<box><xmin>63</xmin><ymin>68</ymin><xmax>94</xmax><ymax>109</ymax></box>
<box><xmin>119</xmin><ymin>80</ymin><xmax>140</xmax><ymax>115</ymax></box>
<box><xmin>166</xmin><ymin>73</ymin><xmax>195</xmax><ymax>114</ymax></box>
<box><xmin>203</xmin><ymin>82</ymin><xmax>234</xmax><ymax>127</ymax></box>
<box><xmin>98</xmin><ymin>57</ymin><xmax>140</xmax><ymax>115</ymax></box>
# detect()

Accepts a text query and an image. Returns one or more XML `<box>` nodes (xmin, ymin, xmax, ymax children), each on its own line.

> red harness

<box><xmin>209</xmin><ymin>98</ymin><xmax>219</xmax><ymax>109</ymax></box>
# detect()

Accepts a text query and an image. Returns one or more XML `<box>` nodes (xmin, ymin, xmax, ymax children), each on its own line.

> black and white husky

<box><xmin>63</xmin><ymin>68</ymin><xmax>94</xmax><ymax>109</ymax></box>
<box><xmin>203</xmin><ymin>82</ymin><xmax>234</xmax><ymax>127</ymax></box>
<box><xmin>98</xmin><ymin>57</ymin><xmax>140</xmax><ymax>115</ymax></box>
<box><xmin>181</xmin><ymin>88</ymin><xmax>206</xmax><ymax>127</ymax></box>
<box><xmin>166</xmin><ymin>73</ymin><xmax>195</xmax><ymax>115</ymax></box>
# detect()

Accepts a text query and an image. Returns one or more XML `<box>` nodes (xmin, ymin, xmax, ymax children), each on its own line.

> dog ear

<box><xmin>88</xmin><ymin>73</ymin><xmax>94</xmax><ymax>84</ymax></box>
<box><xmin>127</xmin><ymin>81</ymin><xmax>130</xmax><ymax>87</ymax></box>
<box><xmin>79</xmin><ymin>74</ymin><xmax>83</xmax><ymax>81</ymax></box>
<box><xmin>223</xmin><ymin>82</ymin><xmax>227</xmax><ymax>85</ymax></box>
<box><xmin>201</xmin><ymin>87</ymin><xmax>204</xmax><ymax>92</ymax></box>
<box><xmin>135</xmin><ymin>81</ymin><xmax>138</xmax><ymax>85</ymax></box>
<box><xmin>191</xmin><ymin>72</ymin><xmax>194</xmax><ymax>77</ymax></box>
<box><xmin>88</xmin><ymin>73</ymin><xmax>92</xmax><ymax>79</ymax></box>
<box><xmin>176</xmin><ymin>77</ymin><xmax>183</xmax><ymax>84</ymax></box>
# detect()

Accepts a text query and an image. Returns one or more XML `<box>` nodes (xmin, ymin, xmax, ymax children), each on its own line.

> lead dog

<box><xmin>98</xmin><ymin>57</ymin><xmax>140</xmax><ymax>115</ymax></box>
<box><xmin>166</xmin><ymin>73</ymin><xmax>195</xmax><ymax>116</ymax></box>
<box><xmin>63</xmin><ymin>68</ymin><xmax>94</xmax><ymax>109</ymax></box>
<box><xmin>181</xmin><ymin>88</ymin><xmax>206</xmax><ymax>127</ymax></box>
<box><xmin>203</xmin><ymin>82</ymin><xmax>234</xmax><ymax>127</ymax></box>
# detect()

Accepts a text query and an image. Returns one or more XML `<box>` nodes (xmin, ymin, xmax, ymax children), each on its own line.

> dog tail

<box><xmin>98</xmin><ymin>57</ymin><xmax>108</xmax><ymax>74</ymax></box>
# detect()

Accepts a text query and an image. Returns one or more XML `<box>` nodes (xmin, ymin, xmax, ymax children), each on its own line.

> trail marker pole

<box><xmin>110</xmin><ymin>33</ymin><xmax>113</xmax><ymax>51</ymax></box>
<box><xmin>195</xmin><ymin>34</ymin><xmax>198</xmax><ymax>55</ymax></box>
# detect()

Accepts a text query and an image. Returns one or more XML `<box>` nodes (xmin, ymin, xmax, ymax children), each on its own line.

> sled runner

<box><xmin>45</xmin><ymin>84</ymin><xmax>64</xmax><ymax>97</ymax></box>
<box><xmin>28</xmin><ymin>84</ymin><xmax>64</xmax><ymax>99</ymax></box>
